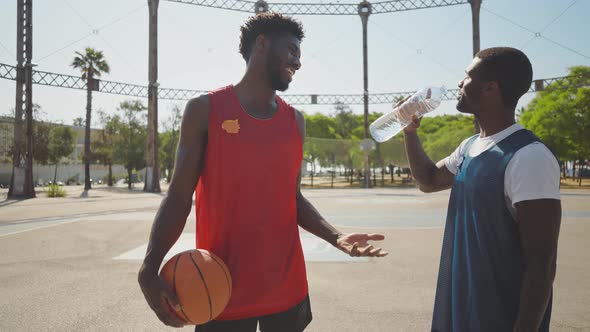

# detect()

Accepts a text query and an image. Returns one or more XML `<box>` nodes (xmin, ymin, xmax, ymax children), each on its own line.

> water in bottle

<box><xmin>370</xmin><ymin>86</ymin><xmax>446</xmax><ymax>142</ymax></box>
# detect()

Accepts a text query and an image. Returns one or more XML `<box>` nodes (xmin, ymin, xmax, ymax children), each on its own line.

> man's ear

<box><xmin>482</xmin><ymin>80</ymin><xmax>499</xmax><ymax>96</ymax></box>
<box><xmin>254</xmin><ymin>34</ymin><xmax>271</xmax><ymax>57</ymax></box>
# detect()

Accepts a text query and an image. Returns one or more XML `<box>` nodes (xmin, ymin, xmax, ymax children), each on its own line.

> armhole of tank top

<box><xmin>462</xmin><ymin>135</ymin><xmax>478</xmax><ymax>156</ymax></box>
<box><xmin>282</xmin><ymin>99</ymin><xmax>303</xmax><ymax>148</ymax></box>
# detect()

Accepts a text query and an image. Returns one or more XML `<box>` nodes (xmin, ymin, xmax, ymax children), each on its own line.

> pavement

<box><xmin>0</xmin><ymin>184</ymin><xmax>589</xmax><ymax>331</ymax></box>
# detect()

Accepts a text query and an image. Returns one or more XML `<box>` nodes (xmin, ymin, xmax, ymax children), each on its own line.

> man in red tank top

<box><xmin>138</xmin><ymin>13</ymin><xmax>388</xmax><ymax>332</ymax></box>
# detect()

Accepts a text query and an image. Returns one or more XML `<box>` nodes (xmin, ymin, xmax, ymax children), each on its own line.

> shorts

<box><xmin>194</xmin><ymin>295</ymin><xmax>312</xmax><ymax>332</ymax></box>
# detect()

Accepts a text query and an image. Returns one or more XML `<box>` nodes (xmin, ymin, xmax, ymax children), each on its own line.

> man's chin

<box><xmin>274</xmin><ymin>81</ymin><xmax>290</xmax><ymax>92</ymax></box>
<box><xmin>456</xmin><ymin>102</ymin><xmax>470</xmax><ymax>114</ymax></box>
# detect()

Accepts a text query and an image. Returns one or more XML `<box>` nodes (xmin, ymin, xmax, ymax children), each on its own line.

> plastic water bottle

<box><xmin>370</xmin><ymin>86</ymin><xmax>447</xmax><ymax>142</ymax></box>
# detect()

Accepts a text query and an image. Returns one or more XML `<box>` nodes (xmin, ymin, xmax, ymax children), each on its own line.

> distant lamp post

<box><xmin>255</xmin><ymin>0</ymin><xmax>269</xmax><ymax>13</ymax></box>
<box><xmin>358</xmin><ymin>0</ymin><xmax>372</xmax><ymax>188</ymax></box>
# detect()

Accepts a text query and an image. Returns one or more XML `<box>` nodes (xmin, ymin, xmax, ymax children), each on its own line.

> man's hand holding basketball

<box><xmin>336</xmin><ymin>233</ymin><xmax>389</xmax><ymax>257</ymax></box>
<box><xmin>138</xmin><ymin>267</ymin><xmax>186</xmax><ymax>328</ymax></box>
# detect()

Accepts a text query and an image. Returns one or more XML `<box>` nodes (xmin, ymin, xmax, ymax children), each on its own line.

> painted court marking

<box><xmin>0</xmin><ymin>209</ymin><xmax>157</xmax><ymax>237</ymax></box>
<box><xmin>0</xmin><ymin>217</ymin><xmax>86</xmax><ymax>237</ymax></box>
<box><xmin>113</xmin><ymin>232</ymin><xmax>367</xmax><ymax>262</ymax></box>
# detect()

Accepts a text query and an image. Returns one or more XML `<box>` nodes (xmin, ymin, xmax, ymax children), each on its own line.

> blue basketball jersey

<box><xmin>431</xmin><ymin>129</ymin><xmax>552</xmax><ymax>332</ymax></box>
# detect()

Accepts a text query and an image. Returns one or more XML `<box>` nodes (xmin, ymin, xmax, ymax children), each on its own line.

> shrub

<box><xmin>47</xmin><ymin>184</ymin><xmax>66</xmax><ymax>198</ymax></box>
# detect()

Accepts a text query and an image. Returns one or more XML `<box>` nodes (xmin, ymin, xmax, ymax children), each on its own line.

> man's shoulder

<box><xmin>277</xmin><ymin>97</ymin><xmax>305</xmax><ymax>141</ymax></box>
<box><xmin>277</xmin><ymin>95</ymin><xmax>298</xmax><ymax>111</ymax></box>
<box><xmin>456</xmin><ymin>134</ymin><xmax>480</xmax><ymax>154</ymax></box>
<box><xmin>513</xmin><ymin>142</ymin><xmax>558</xmax><ymax>166</ymax></box>
<box><xmin>184</xmin><ymin>94</ymin><xmax>210</xmax><ymax>127</ymax></box>
<box><xmin>186</xmin><ymin>94</ymin><xmax>210</xmax><ymax>111</ymax></box>
<box><xmin>292</xmin><ymin>108</ymin><xmax>305</xmax><ymax>140</ymax></box>
<box><xmin>507</xmin><ymin>142</ymin><xmax>560</xmax><ymax>183</ymax></box>
<box><xmin>505</xmin><ymin>141</ymin><xmax>561</xmax><ymax>203</ymax></box>
<box><xmin>209</xmin><ymin>85</ymin><xmax>234</xmax><ymax>97</ymax></box>
<box><xmin>292</xmin><ymin>107</ymin><xmax>304</xmax><ymax>122</ymax></box>
<box><xmin>277</xmin><ymin>96</ymin><xmax>304</xmax><ymax>122</ymax></box>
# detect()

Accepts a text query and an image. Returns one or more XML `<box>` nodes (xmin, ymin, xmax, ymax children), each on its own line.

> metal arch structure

<box><xmin>164</xmin><ymin>0</ymin><xmax>469</xmax><ymax>15</ymax></box>
<box><xmin>6</xmin><ymin>0</ymin><xmax>479</xmax><ymax>192</ymax></box>
<box><xmin>1</xmin><ymin>62</ymin><xmax>587</xmax><ymax>104</ymax></box>
<box><xmin>6</xmin><ymin>0</ymin><xmax>585</xmax><ymax>190</ymax></box>
<box><xmin>163</xmin><ymin>0</ymin><xmax>474</xmax><ymax>188</ymax></box>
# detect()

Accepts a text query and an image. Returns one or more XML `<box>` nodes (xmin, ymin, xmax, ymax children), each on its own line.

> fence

<box><xmin>301</xmin><ymin>137</ymin><xmax>413</xmax><ymax>187</ymax></box>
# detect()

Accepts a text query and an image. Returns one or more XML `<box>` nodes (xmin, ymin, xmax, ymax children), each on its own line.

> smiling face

<box><xmin>265</xmin><ymin>33</ymin><xmax>302</xmax><ymax>92</ymax></box>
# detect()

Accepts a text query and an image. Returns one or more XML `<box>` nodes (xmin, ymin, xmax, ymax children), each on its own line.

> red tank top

<box><xmin>195</xmin><ymin>85</ymin><xmax>308</xmax><ymax>320</ymax></box>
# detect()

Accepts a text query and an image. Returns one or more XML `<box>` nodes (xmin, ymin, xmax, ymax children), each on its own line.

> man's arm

<box><xmin>403</xmin><ymin>116</ymin><xmax>454</xmax><ymax>193</ymax></box>
<box><xmin>137</xmin><ymin>95</ymin><xmax>209</xmax><ymax>327</ymax></box>
<box><xmin>293</xmin><ymin>110</ymin><xmax>387</xmax><ymax>257</ymax></box>
<box><xmin>513</xmin><ymin>199</ymin><xmax>561</xmax><ymax>332</ymax></box>
<box><xmin>295</xmin><ymin>170</ymin><xmax>342</xmax><ymax>246</ymax></box>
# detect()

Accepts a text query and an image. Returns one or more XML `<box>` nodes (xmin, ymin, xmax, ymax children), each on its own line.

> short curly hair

<box><xmin>475</xmin><ymin>47</ymin><xmax>533</xmax><ymax>109</ymax></box>
<box><xmin>239</xmin><ymin>12</ymin><xmax>305</xmax><ymax>62</ymax></box>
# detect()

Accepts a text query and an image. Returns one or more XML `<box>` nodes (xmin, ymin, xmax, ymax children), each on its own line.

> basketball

<box><xmin>160</xmin><ymin>249</ymin><xmax>232</xmax><ymax>325</ymax></box>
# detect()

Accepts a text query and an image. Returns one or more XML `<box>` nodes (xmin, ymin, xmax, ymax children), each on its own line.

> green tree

<box><xmin>333</xmin><ymin>102</ymin><xmax>362</xmax><ymax>139</ymax></box>
<box><xmin>113</xmin><ymin>100</ymin><xmax>147</xmax><ymax>190</ymax></box>
<box><xmin>304</xmin><ymin>112</ymin><xmax>337</xmax><ymax>139</ymax></box>
<box><xmin>5</xmin><ymin>104</ymin><xmax>52</xmax><ymax>166</ymax></box>
<box><xmin>519</xmin><ymin>66</ymin><xmax>590</xmax><ymax>184</ymax></box>
<box><xmin>303</xmin><ymin>139</ymin><xmax>320</xmax><ymax>186</ymax></box>
<box><xmin>48</xmin><ymin>126</ymin><xmax>76</xmax><ymax>183</ymax></box>
<box><xmin>92</xmin><ymin>110</ymin><xmax>121</xmax><ymax>186</ymax></box>
<box><xmin>418</xmin><ymin>115</ymin><xmax>477</xmax><ymax>162</ymax></box>
<box><xmin>71</xmin><ymin>47</ymin><xmax>110</xmax><ymax>191</ymax></box>
<box><xmin>301</xmin><ymin>104</ymin><xmax>482</xmax><ymax>187</ymax></box>
<box><xmin>73</xmin><ymin>117</ymin><xmax>84</xmax><ymax>127</ymax></box>
<box><xmin>32</xmin><ymin>122</ymin><xmax>52</xmax><ymax>166</ymax></box>
<box><xmin>159</xmin><ymin>105</ymin><xmax>182</xmax><ymax>183</ymax></box>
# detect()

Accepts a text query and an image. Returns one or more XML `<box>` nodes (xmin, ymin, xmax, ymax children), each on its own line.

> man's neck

<box><xmin>234</xmin><ymin>71</ymin><xmax>278</xmax><ymax>118</ymax></box>
<box><xmin>476</xmin><ymin>110</ymin><xmax>516</xmax><ymax>138</ymax></box>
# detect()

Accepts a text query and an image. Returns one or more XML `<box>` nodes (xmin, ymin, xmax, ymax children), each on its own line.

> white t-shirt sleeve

<box><xmin>440</xmin><ymin>136</ymin><xmax>473</xmax><ymax>175</ymax></box>
<box><xmin>504</xmin><ymin>142</ymin><xmax>561</xmax><ymax>207</ymax></box>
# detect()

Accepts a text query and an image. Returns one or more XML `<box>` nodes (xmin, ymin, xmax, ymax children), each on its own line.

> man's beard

<box><xmin>456</xmin><ymin>95</ymin><xmax>471</xmax><ymax>113</ymax></box>
<box><xmin>267</xmin><ymin>56</ymin><xmax>289</xmax><ymax>92</ymax></box>
<box><xmin>456</xmin><ymin>94</ymin><xmax>478</xmax><ymax>115</ymax></box>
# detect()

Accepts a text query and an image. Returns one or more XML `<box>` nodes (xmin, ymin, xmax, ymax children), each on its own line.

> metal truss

<box><xmin>0</xmin><ymin>63</ymin><xmax>17</xmax><ymax>80</ymax></box>
<box><xmin>32</xmin><ymin>69</ymin><xmax>86</xmax><ymax>90</ymax></box>
<box><xmin>101</xmin><ymin>81</ymin><xmax>149</xmax><ymax>97</ymax></box>
<box><xmin>280</xmin><ymin>89</ymin><xmax>459</xmax><ymax>104</ymax></box>
<box><xmin>159</xmin><ymin>87</ymin><xmax>206</xmax><ymax>100</ymax></box>
<box><xmin>27</xmin><ymin>66</ymin><xmax>207</xmax><ymax>99</ymax></box>
<box><xmin>372</xmin><ymin>0</ymin><xmax>467</xmax><ymax>15</ymax></box>
<box><xmin>164</xmin><ymin>0</ymin><xmax>468</xmax><ymax>15</ymax></box>
<box><xmin>530</xmin><ymin>75</ymin><xmax>588</xmax><ymax>93</ymax></box>
<box><xmin>0</xmin><ymin>63</ymin><xmax>587</xmax><ymax>105</ymax></box>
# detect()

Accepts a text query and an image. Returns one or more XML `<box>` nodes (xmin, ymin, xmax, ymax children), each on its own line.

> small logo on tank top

<box><xmin>221</xmin><ymin>119</ymin><xmax>240</xmax><ymax>134</ymax></box>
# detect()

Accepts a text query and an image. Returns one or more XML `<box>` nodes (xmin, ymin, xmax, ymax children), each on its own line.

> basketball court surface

<box><xmin>1</xmin><ymin>187</ymin><xmax>589</xmax><ymax>331</ymax></box>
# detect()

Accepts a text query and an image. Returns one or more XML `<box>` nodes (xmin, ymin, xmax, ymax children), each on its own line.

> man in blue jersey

<box><xmin>403</xmin><ymin>47</ymin><xmax>561</xmax><ymax>331</ymax></box>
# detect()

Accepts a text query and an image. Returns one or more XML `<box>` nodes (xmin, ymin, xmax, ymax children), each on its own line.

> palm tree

<box><xmin>71</xmin><ymin>47</ymin><xmax>110</xmax><ymax>191</ymax></box>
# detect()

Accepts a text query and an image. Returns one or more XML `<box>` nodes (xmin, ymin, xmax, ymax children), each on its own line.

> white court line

<box><xmin>114</xmin><ymin>233</ymin><xmax>368</xmax><ymax>262</ymax></box>
<box><xmin>0</xmin><ymin>218</ymin><xmax>85</xmax><ymax>237</ymax></box>
<box><xmin>0</xmin><ymin>209</ymin><xmax>161</xmax><ymax>237</ymax></box>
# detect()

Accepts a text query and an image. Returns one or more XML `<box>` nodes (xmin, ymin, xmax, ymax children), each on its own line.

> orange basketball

<box><xmin>160</xmin><ymin>249</ymin><xmax>232</xmax><ymax>325</ymax></box>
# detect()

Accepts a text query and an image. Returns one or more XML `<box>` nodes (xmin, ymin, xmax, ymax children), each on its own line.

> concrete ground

<box><xmin>0</xmin><ymin>185</ymin><xmax>588</xmax><ymax>331</ymax></box>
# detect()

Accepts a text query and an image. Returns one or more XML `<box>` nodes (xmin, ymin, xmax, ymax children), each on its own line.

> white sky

<box><xmin>0</xmin><ymin>0</ymin><xmax>589</xmax><ymax>129</ymax></box>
